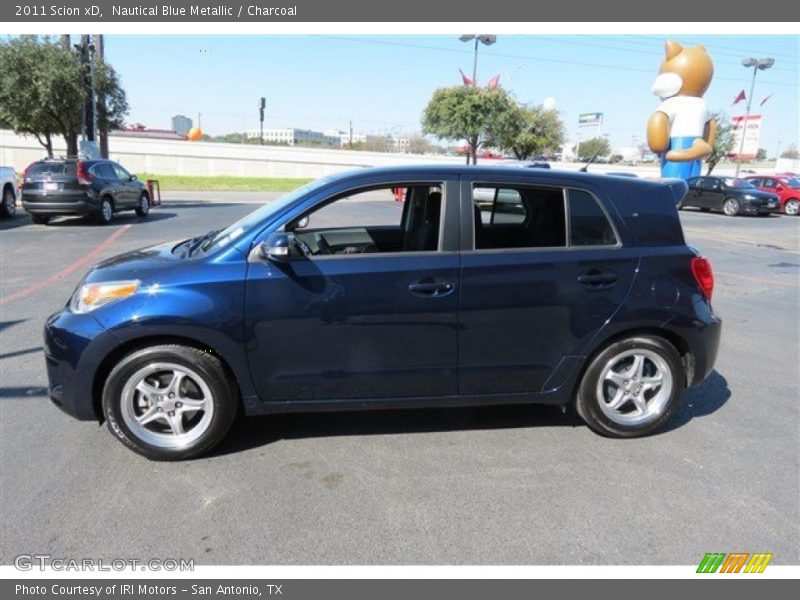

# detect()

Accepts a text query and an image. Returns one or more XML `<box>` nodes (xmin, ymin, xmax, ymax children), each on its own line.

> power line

<box><xmin>310</xmin><ymin>35</ymin><xmax>799</xmax><ymax>88</ymax></box>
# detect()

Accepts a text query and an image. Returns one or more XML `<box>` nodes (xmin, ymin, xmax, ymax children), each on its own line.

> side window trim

<box><xmin>466</xmin><ymin>181</ymin><xmax>569</xmax><ymax>252</ymax></box>
<box><xmin>566</xmin><ymin>187</ymin><xmax>621</xmax><ymax>249</ymax></box>
<box><xmin>275</xmin><ymin>180</ymin><xmax>453</xmax><ymax>259</ymax></box>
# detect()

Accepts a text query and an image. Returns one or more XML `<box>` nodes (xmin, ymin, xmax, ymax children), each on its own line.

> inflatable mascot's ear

<box><xmin>647</xmin><ymin>40</ymin><xmax>716</xmax><ymax>179</ymax></box>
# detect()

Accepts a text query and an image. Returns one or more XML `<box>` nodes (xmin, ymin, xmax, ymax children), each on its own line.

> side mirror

<box><xmin>129</xmin><ymin>174</ymin><xmax>137</xmax><ymax>181</ymax></box>
<box><xmin>259</xmin><ymin>232</ymin><xmax>291</xmax><ymax>261</ymax></box>
<box><xmin>776</xmin><ymin>185</ymin><xmax>784</xmax><ymax>191</ymax></box>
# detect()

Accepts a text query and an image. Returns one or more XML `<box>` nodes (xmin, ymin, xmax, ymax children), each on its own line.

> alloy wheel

<box><xmin>595</xmin><ymin>349</ymin><xmax>673</xmax><ymax>427</ymax></box>
<box><xmin>786</xmin><ymin>200</ymin><xmax>800</xmax><ymax>216</ymax></box>
<box><xmin>120</xmin><ymin>362</ymin><xmax>215</xmax><ymax>449</ymax></box>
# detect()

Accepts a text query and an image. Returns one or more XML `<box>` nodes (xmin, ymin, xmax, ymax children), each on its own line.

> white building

<box><xmin>247</xmin><ymin>128</ymin><xmax>339</xmax><ymax>147</ymax></box>
<box><xmin>394</xmin><ymin>137</ymin><xmax>411</xmax><ymax>153</ymax></box>
<box><xmin>324</xmin><ymin>129</ymin><xmax>368</xmax><ymax>147</ymax></box>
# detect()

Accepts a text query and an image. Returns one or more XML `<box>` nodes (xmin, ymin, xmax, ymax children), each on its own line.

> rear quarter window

<box><xmin>568</xmin><ymin>189</ymin><xmax>618</xmax><ymax>246</ymax></box>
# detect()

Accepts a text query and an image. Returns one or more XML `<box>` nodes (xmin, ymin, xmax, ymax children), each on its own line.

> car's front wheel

<box><xmin>1</xmin><ymin>186</ymin><xmax>16</xmax><ymax>218</ymax></box>
<box><xmin>103</xmin><ymin>345</ymin><xmax>238</xmax><ymax>460</ymax></box>
<box><xmin>723</xmin><ymin>198</ymin><xmax>740</xmax><ymax>216</ymax></box>
<box><xmin>135</xmin><ymin>193</ymin><xmax>150</xmax><ymax>217</ymax></box>
<box><xmin>575</xmin><ymin>336</ymin><xmax>685</xmax><ymax>438</ymax></box>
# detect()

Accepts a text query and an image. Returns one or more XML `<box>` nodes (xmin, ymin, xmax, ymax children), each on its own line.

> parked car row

<box><xmin>6</xmin><ymin>157</ymin><xmax>151</xmax><ymax>225</ymax></box>
<box><xmin>679</xmin><ymin>175</ymin><xmax>798</xmax><ymax>216</ymax></box>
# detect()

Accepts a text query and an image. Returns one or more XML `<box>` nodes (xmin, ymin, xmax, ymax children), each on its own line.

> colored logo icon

<box><xmin>697</xmin><ymin>552</ymin><xmax>773</xmax><ymax>573</ymax></box>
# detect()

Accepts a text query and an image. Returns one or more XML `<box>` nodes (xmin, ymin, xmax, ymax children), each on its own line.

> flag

<box><xmin>760</xmin><ymin>94</ymin><xmax>773</xmax><ymax>106</ymax></box>
<box><xmin>487</xmin><ymin>74</ymin><xmax>501</xmax><ymax>89</ymax></box>
<box><xmin>732</xmin><ymin>90</ymin><xmax>746</xmax><ymax>105</ymax></box>
<box><xmin>459</xmin><ymin>69</ymin><xmax>474</xmax><ymax>87</ymax></box>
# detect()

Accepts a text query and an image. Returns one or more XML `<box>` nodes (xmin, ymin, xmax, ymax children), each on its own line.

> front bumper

<box><xmin>43</xmin><ymin>308</ymin><xmax>120</xmax><ymax>421</ymax></box>
<box><xmin>741</xmin><ymin>197</ymin><xmax>780</xmax><ymax>214</ymax></box>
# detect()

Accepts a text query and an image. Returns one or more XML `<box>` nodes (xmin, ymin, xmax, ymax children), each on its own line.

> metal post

<box><xmin>472</xmin><ymin>38</ymin><xmax>479</xmax><ymax>85</ymax></box>
<box><xmin>735</xmin><ymin>65</ymin><xmax>758</xmax><ymax>177</ymax></box>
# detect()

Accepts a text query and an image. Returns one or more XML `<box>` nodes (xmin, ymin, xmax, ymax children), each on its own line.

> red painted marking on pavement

<box><xmin>0</xmin><ymin>225</ymin><xmax>131</xmax><ymax>306</ymax></box>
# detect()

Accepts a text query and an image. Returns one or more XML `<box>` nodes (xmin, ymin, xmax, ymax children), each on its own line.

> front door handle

<box><xmin>408</xmin><ymin>278</ymin><xmax>455</xmax><ymax>298</ymax></box>
<box><xmin>578</xmin><ymin>270</ymin><xmax>618</xmax><ymax>287</ymax></box>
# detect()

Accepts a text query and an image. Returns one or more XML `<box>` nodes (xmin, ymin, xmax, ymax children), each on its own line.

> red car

<box><xmin>745</xmin><ymin>175</ymin><xmax>800</xmax><ymax>216</ymax></box>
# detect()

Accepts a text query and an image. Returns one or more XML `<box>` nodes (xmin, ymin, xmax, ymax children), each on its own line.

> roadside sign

<box><xmin>730</xmin><ymin>114</ymin><xmax>762</xmax><ymax>159</ymax></box>
<box><xmin>579</xmin><ymin>112</ymin><xmax>603</xmax><ymax>126</ymax></box>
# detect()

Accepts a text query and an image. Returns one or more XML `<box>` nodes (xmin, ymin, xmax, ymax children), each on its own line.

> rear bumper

<box><xmin>22</xmin><ymin>193</ymin><xmax>96</xmax><ymax>214</ymax></box>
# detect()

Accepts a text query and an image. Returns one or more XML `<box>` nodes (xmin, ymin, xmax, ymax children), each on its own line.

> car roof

<box><xmin>323</xmin><ymin>163</ymin><xmax>671</xmax><ymax>190</ymax></box>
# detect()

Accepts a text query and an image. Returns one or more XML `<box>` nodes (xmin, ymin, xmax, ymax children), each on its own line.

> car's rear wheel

<box><xmin>135</xmin><ymin>193</ymin><xmax>150</xmax><ymax>217</ymax></box>
<box><xmin>1</xmin><ymin>186</ymin><xmax>16</xmax><ymax>218</ymax></box>
<box><xmin>723</xmin><ymin>198</ymin><xmax>740</xmax><ymax>216</ymax></box>
<box><xmin>103</xmin><ymin>345</ymin><xmax>238</xmax><ymax>460</ymax></box>
<box><xmin>785</xmin><ymin>199</ymin><xmax>800</xmax><ymax>216</ymax></box>
<box><xmin>30</xmin><ymin>213</ymin><xmax>50</xmax><ymax>225</ymax></box>
<box><xmin>575</xmin><ymin>336</ymin><xmax>685</xmax><ymax>438</ymax></box>
<box><xmin>96</xmin><ymin>197</ymin><xmax>114</xmax><ymax>224</ymax></box>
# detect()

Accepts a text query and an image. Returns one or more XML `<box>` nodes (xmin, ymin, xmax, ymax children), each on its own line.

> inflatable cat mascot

<box><xmin>647</xmin><ymin>41</ymin><xmax>716</xmax><ymax>179</ymax></box>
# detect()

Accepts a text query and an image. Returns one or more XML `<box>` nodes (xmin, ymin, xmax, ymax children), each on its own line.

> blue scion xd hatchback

<box><xmin>44</xmin><ymin>166</ymin><xmax>722</xmax><ymax>460</ymax></box>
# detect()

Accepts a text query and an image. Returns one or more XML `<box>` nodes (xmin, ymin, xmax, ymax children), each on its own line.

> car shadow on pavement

<box><xmin>212</xmin><ymin>403</ymin><xmax>585</xmax><ymax>457</ymax></box>
<box><xmin>212</xmin><ymin>370</ymin><xmax>731</xmax><ymax>457</ymax></box>
<box><xmin>41</xmin><ymin>211</ymin><xmax>178</xmax><ymax>227</ymax></box>
<box><xmin>662</xmin><ymin>369</ymin><xmax>730</xmax><ymax>433</ymax></box>
<box><xmin>0</xmin><ymin>214</ymin><xmax>33</xmax><ymax>231</ymax></box>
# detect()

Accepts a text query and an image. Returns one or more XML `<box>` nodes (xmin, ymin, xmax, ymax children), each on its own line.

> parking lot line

<box><xmin>0</xmin><ymin>224</ymin><xmax>131</xmax><ymax>306</ymax></box>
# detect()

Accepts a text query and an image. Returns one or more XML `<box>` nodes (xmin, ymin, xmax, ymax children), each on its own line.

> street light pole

<box><xmin>734</xmin><ymin>57</ymin><xmax>774</xmax><ymax>176</ymax></box>
<box><xmin>459</xmin><ymin>34</ymin><xmax>496</xmax><ymax>86</ymax></box>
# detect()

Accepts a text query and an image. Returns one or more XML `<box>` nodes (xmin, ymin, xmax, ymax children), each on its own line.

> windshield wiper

<box><xmin>187</xmin><ymin>229</ymin><xmax>221</xmax><ymax>257</ymax></box>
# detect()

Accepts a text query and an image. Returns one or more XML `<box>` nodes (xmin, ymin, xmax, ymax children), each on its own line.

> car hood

<box><xmin>83</xmin><ymin>240</ymin><xmax>185</xmax><ymax>284</ymax></box>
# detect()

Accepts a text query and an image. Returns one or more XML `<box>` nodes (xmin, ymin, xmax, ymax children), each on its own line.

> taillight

<box><xmin>691</xmin><ymin>256</ymin><xmax>714</xmax><ymax>301</ymax></box>
<box><xmin>20</xmin><ymin>162</ymin><xmax>33</xmax><ymax>187</ymax></box>
<box><xmin>76</xmin><ymin>161</ymin><xmax>94</xmax><ymax>185</ymax></box>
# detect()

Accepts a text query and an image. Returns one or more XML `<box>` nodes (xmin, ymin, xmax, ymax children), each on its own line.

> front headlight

<box><xmin>743</xmin><ymin>195</ymin><xmax>756</xmax><ymax>200</ymax></box>
<box><xmin>70</xmin><ymin>280</ymin><xmax>139</xmax><ymax>314</ymax></box>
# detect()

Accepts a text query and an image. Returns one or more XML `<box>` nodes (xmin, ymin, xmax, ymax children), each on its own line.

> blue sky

<box><xmin>103</xmin><ymin>34</ymin><xmax>799</xmax><ymax>153</ymax></box>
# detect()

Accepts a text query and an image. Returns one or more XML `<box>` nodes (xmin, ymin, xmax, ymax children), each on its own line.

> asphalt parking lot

<box><xmin>1</xmin><ymin>193</ymin><xmax>798</xmax><ymax>565</ymax></box>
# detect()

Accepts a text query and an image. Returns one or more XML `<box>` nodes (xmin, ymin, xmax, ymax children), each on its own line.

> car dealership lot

<box><xmin>1</xmin><ymin>195</ymin><xmax>798</xmax><ymax>565</ymax></box>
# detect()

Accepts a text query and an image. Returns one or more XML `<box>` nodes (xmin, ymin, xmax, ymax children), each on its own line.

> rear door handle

<box><xmin>578</xmin><ymin>271</ymin><xmax>618</xmax><ymax>287</ymax></box>
<box><xmin>408</xmin><ymin>278</ymin><xmax>454</xmax><ymax>298</ymax></box>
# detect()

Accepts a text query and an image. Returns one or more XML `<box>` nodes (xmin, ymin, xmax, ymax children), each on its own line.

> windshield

<box><xmin>722</xmin><ymin>178</ymin><xmax>753</xmax><ymax>189</ymax></box>
<box><xmin>200</xmin><ymin>176</ymin><xmax>334</xmax><ymax>253</ymax></box>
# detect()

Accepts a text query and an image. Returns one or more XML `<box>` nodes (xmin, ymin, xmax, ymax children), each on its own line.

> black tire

<box><xmin>784</xmin><ymin>199</ymin><xmax>800</xmax><ymax>216</ymax></box>
<box><xmin>135</xmin><ymin>192</ymin><xmax>150</xmax><ymax>218</ymax></box>
<box><xmin>722</xmin><ymin>197</ymin><xmax>740</xmax><ymax>216</ymax></box>
<box><xmin>30</xmin><ymin>213</ymin><xmax>50</xmax><ymax>225</ymax></box>
<box><xmin>96</xmin><ymin>197</ymin><xmax>114</xmax><ymax>224</ymax></box>
<box><xmin>575</xmin><ymin>335</ymin><xmax>685</xmax><ymax>438</ymax></box>
<box><xmin>102</xmin><ymin>345</ymin><xmax>238</xmax><ymax>460</ymax></box>
<box><xmin>1</xmin><ymin>186</ymin><xmax>16</xmax><ymax>218</ymax></box>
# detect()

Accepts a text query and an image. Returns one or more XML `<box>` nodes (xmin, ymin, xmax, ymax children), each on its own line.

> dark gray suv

<box><xmin>21</xmin><ymin>158</ymin><xmax>150</xmax><ymax>225</ymax></box>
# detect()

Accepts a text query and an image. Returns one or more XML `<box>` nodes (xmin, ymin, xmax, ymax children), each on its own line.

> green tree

<box><xmin>422</xmin><ymin>86</ymin><xmax>517</xmax><ymax>164</ymax></box>
<box><xmin>495</xmin><ymin>104</ymin><xmax>565</xmax><ymax>161</ymax></box>
<box><xmin>780</xmin><ymin>144</ymin><xmax>799</xmax><ymax>160</ymax></box>
<box><xmin>756</xmin><ymin>147</ymin><xmax>767</xmax><ymax>161</ymax></box>
<box><xmin>705</xmin><ymin>111</ymin><xmax>735</xmax><ymax>175</ymax></box>
<box><xmin>576</xmin><ymin>137</ymin><xmax>611</xmax><ymax>160</ymax></box>
<box><xmin>0</xmin><ymin>35</ymin><xmax>127</xmax><ymax>157</ymax></box>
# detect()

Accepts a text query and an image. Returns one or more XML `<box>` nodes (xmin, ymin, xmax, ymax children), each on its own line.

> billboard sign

<box><xmin>730</xmin><ymin>114</ymin><xmax>762</xmax><ymax>159</ymax></box>
<box><xmin>578</xmin><ymin>112</ymin><xmax>603</xmax><ymax>126</ymax></box>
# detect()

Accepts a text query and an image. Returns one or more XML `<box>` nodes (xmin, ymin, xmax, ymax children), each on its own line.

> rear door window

<box><xmin>568</xmin><ymin>189</ymin><xmax>618</xmax><ymax>247</ymax></box>
<box><xmin>472</xmin><ymin>184</ymin><xmax>566</xmax><ymax>249</ymax></box>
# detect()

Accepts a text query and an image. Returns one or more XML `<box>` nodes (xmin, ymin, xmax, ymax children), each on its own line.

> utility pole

<box><xmin>95</xmin><ymin>34</ymin><xmax>109</xmax><ymax>158</ymax></box>
<box><xmin>259</xmin><ymin>97</ymin><xmax>265</xmax><ymax>145</ymax></box>
<box><xmin>349</xmin><ymin>120</ymin><xmax>353</xmax><ymax>148</ymax></box>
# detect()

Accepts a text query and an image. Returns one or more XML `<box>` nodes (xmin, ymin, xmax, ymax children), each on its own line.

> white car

<box><xmin>1</xmin><ymin>166</ymin><xmax>17</xmax><ymax>218</ymax></box>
